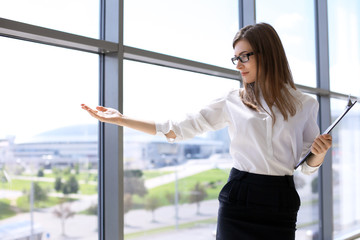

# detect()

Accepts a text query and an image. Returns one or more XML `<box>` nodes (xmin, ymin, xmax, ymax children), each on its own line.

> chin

<box><xmin>243</xmin><ymin>78</ymin><xmax>256</xmax><ymax>84</ymax></box>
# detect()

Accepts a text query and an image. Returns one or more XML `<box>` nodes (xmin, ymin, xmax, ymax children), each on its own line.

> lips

<box><xmin>241</xmin><ymin>72</ymin><xmax>249</xmax><ymax>76</ymax></box>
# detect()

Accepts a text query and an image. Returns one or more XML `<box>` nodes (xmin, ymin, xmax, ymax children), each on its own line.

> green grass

<box><xmin>0</xmin><ymin>199</ymin><xmax>17</xmax><ymax>220</ymax></box>
<box><xmin>7</xmin><ymin>179</ymin><xmax>54</xmax><ymax>192</ymax></box>
<box><xmin>124</xmin><ymin>217</ymin><xmax>217</xmax><ymax>239</ymax></box>
<box><xmin>44</xmin><ymin>172</ymin><xmax>98</xmax><ymax>182</ymax></box>
<box><xmin>133</xmin><ymin>168</ymin><xmax>230</xmax><ymax>207</ymax></box>
<box><xmin>1</xmin><ymin>179</ymin><xmax>97</xmax><ymax>195</ymax></box>
<box><xmin>16</xmin><ymin>196</ymin><xmax>66</xmax><ymax>211</ymax></box>
<box><xmin>79</xmin><ymin>183</ymin><xmax>97</xmax><ymax>195</ymax></box>
<box><xmin>142</xmin><ymin>170</ymin><xmax>174</xmax><ymax>180</ymax></box>
<box><xmin>79</xmin><ymin>203</ymin><xmax>98</xmax><ymax>215</ymax></box>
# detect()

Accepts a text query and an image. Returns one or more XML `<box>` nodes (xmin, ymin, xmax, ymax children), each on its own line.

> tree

<box><xmin>54</xmin><ymin>177</ymin><xmax>63</xmax><ymax>192</ymax></box>
<box><xmin>53</xmin><ymin>199</ymin><xmax>75</xmax><ymax>236</ymax></box>
<box><xmin>144</xmin><ymin>195</ymin><xmax>161</xmax><ymax>222</ymax></box>
<box><xmin>124</xmin><ymin>170</ymin><xmax>147</xmax><ymax>197</ymax></box>
<box><xmin>124</xmin><ymin>193</ymin><xmax>133</xmax><ymax>215</ymax></box>
<box><xmin>124</xmin><ymin>193</ymin><xmax>133</xmax><ymax>226</ymax></box>
<box><xmin>189</xmin><ymin>182</ymin><xmax>208</xmax><ymax>215</ymax></box>
<box><xmin>52</xmin><ymin>167</ymin><xmax>61</xmax><ymax>176</ymax></box>
<box><xmin>74</xmin><ymin>163</ymin><xmax>80</xmax><ymax>175</ymax></box>
<box><xmin>165</xmin><ymin>191</ymin><xmax>182</xmax><ymax>205</ymax></box>
<box><xmin>32</xmin><ymin>182</ymin><xmax>48</xmax><ymax>202</ymax></box>
<box><xmin>37</xmin><ymin>168</ymin><xmax>44</xmax><ymax>177</ymax></box>
<box><xmin>62</xmin><ymin>175</ymin><xmax>79</xmax><ymax>195</ymax></box>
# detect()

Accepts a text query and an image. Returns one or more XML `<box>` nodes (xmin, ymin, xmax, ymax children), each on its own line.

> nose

<box><xmin>236</xmin><ymin>61</ymin><xmax>244</xmax><ymax>71</ymax></box>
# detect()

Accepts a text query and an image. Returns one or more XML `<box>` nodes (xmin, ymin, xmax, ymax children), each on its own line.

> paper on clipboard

<box><xmin>295</xmin><ymin>98</ymin><xmax>357</xmax><ymax>170</ymax></box>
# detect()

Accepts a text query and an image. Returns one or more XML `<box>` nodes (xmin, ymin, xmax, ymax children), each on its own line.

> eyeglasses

<box><xmin>231</xmin><ymin>52</ymin><xmax>254</xmax><ymax>65</ymax></box>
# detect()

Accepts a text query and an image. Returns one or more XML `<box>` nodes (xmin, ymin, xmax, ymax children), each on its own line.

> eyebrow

<box><xmin>236</xmin><ymin>50</ymin><xmax>251</xmax><ymax>56</ymax></box>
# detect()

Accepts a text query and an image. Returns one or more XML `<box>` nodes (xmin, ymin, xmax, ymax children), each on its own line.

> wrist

<box><xmin>117</xmin><ymin>115</ymin><xmax>126</xmax><ymax>126</ymax></box>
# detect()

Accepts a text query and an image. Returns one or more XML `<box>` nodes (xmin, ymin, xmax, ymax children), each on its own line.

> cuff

<box><xmin>155</xmin><ymin>121</ymin><xmax>177</xmax><ymax>143</ymax></box>
<box><xmin>301</xmin><ymin>160</ymin><xmax>322</xmax><ymax>175</ymax></box>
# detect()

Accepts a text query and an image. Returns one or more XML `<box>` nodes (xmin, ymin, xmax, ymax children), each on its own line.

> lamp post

<box><xmin>175</xmin><ymin>166</ymin><xmax>179</xmax><ymax>229</ymax></box>
<box><xmin>30</xmin><ymin>180</ymin><xmax>34</xmax><ymax>240</ymax></box>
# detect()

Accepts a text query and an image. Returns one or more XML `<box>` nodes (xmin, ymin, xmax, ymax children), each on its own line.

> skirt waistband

<box><xmin>228</xmin><ymin>168</ymin><xmax>295</xmax><ymax>188</ymax></box>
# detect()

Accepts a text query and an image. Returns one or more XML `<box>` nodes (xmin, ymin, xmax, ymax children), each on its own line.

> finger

<box><xmin>318</xmin><ymin>135</ymin><xmax>332</xmax><ymax>149</ymax></box>
<box><xmin>96</xmin><ymin>106</ymin><xmax>108</xmax><ymax>112</ymax></box>
<box><xmin>312</xmin><ymin>138</ymin><xmax>329</xmax><ymax>154</ymax></box>
<box><xmin>317</xmin><ymin>136</ymin><xmax>327</xmax><ymax>145</ymax></box>
<box><xmin>311</xmin><ymin>144</ymin><xmax>320</xmax><ymax>155</ymax></box>
<box><xmin>87</xmin><ymin>109</ymin><xmax>105</xmax><ymax>121</ymax></box>
<box><xmin>323</xmin><ymin>134</ymin><xmax>332</xmax><ymax>140</ymax></box>
<box><xmin>82</xmin><ymin>105</ymin><xmax>98</xmax><ymax>115</ymax></box>
<box><xmin>312</xmin><ymin>141</ymin><xmax>321</xmax><ymax>152</ymax></box>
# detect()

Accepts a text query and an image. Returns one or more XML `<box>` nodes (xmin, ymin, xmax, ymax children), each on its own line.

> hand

<box><xmin>311</xmin><ymin>134</ymin><xmax>332</xmax><ymax>156</ymax></box>
<box><xmin>81</xmin><ymin>104</ymin><xmax>123</xmax><ymax>125</ymax></box>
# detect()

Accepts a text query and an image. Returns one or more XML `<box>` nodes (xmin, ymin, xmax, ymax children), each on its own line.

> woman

<box><xmin>81</xmin><ymin>23</ymin><xmax>332</xmax><ymax>239</ymax></box>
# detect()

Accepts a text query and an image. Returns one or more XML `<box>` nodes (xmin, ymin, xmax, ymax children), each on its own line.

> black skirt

<box><xmin>216</xmin><ymin>168</ymin><xmax>301</xmax><ymax>240</ymax></box>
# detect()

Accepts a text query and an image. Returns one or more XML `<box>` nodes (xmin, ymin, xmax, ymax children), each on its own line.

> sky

<box><xmin>0</xmin><ymin>0</ymin><xmax>359</xmax><ymax>142</ymax></box>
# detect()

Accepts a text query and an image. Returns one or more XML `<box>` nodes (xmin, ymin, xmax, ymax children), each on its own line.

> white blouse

<box><xmin>155</xmin><ymin>87</ymin><xmax>321</xmax><ymax>176</ymax></box>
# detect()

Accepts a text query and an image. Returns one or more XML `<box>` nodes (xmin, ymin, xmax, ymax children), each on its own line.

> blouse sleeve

<box><xmin>300</xmin><ymin>99</ymin><xmax>321</xmax><ymax>175</ymax></box>
<box><xmin>155</xmin><ymin>95</ymin><xmax>229</xmax><ymax>143</ymax></box>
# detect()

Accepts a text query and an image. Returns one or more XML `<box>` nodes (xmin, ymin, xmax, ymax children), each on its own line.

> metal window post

<box><xmin>99</xmin><ymin>0</ymin><xmax>124</xmax><ymax>239</ymax></box>
<box><xmin>239</xmin><ymin>0</ymin><xmax>256</xmax><ymax>28</ymax></box>
<box><xmin>314</xmin><ymin>0</ymin><xmax>333</xmax><ymax>239</ymax></box>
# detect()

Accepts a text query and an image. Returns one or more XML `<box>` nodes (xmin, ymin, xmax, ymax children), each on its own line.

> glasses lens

<box><xmin>239</xmin><ymin>54</ymin><xmax>249</xmax><ymax>63</ymax></box>
<box><xmin>231</xmin><ymin>57</ymin><xmax>237</xmax><ymax>65</ymax></box>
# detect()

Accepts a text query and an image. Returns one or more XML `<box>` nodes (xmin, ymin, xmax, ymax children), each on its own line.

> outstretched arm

<box><xmin>306</xmin><ymin>134</ymin><xmax>332</xmax><ymax>167</ymax></box>
<box><xmin>81</xmin><ymin>104</ymin><xmax>176</xmax><ymax>138</ymax></box>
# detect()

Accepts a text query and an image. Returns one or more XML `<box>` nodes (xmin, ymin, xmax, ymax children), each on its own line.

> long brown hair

<box><xmin>233</xmin><ymin>22</ymin><xmax>299</xmax><ymax>123</ymax></box>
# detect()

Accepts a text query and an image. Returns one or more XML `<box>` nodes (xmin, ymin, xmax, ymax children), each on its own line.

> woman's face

<box><xmin>233</xmin><ymin>39</ymin><xmax>257</xmax><ymax>84</ymax></box>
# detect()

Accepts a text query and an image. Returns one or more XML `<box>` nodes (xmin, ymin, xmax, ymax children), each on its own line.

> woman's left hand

<box><xmin>311</xmin><ymin>134</ymin><xmax>332</xmax><ymax>156</ymax></box>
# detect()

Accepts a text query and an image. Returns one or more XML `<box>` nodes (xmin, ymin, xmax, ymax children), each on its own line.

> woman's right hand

<box><xmin>81</xmin><ymin>104</ymin><xmax>123</xmax><ymax>126</ymax></box>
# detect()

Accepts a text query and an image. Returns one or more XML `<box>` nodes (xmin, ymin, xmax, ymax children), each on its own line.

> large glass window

<box><xmin>328</xmin><ymin>1</ymin><xmax>360</xmax><ymax>237</ymax></box>
<box><xmin>0</xmin><ymin>0</ymin><xmax>100</xmax><ymax>39</ymax></box>
<box><xmin>124</xmin><ymin>0</ymin><xmax>239</xmax><ymax>69</ymax></box>
<box><xmin>256</xmin><ymin>1</ymin><xmax>320</xmax><ymax>238</ymax></box>
<box><xmin>255</xmin><ymin>0</ymin><xmax>317</xmax><ymax>88</ymax></box>
<box><xmin>123</xmin><ymin>60</ymin><xmax>239</xmax><ymax>239</ymax></box>
<box><xmin>331</xmin><ymin>99</ymin><xmax>360</xmax><ymax>237</ymax></box>
<box><xmin>293</xmin><ymin>94</ymin><xmax>321</xmax><ymax>240</ymax></box>
<box><xmin>328</xmin><ymin>0</ymin><xmax>360</xmax><ymax>96</ymax></box>
<box><xmin>0</xmin><ymin>37</ymin><xmax>99</xmax><ymax>240</ymax></box>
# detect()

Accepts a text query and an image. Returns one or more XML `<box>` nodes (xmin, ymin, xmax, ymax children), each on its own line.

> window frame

<box><xmin>1</xmin><ymin>0</ymin><xmax>359</xmax><ymax>239</ymax></box>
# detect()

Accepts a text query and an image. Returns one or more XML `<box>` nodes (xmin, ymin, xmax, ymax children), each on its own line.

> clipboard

<box><xmin>295</xmin><ymin>98</ymin><xmax>357</xmax><ymax>170</ymax></box>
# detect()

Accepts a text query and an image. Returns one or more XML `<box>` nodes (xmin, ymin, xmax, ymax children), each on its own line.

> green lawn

<box><xmin>0</xmin><ymin>199</ymin><xmax>17</xmax><ymax>220</ymax></box>
<box><xmin>133</xmin><ymin>168</ymin><xmax>230</xmax><ymax>207</ymax></box>
<box><xmin>1</xmin><ymin>179</ymin><xmax>97</xmax><ymax>195</ymax></box>
<box><xmin>44</xmin><ymin>172</ymin><xmax>98</xmax><ymax>182</ymax></box>
<box><xmin>8</xmin><ymin>179</ymin><xmax>54</xmax><ymax>192</ymax></box>
<box><xmin>15</xmin><ymin>196</ymin><xmax>66</xmax><ymax>212</ymax></box>
<box><xmin>142</xmin><ymin>170</ymin><xmax>174</xmax><ymax>180</ymax></box>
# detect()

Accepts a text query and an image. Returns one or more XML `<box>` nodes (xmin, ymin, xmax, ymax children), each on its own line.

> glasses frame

<box><xmin>231</xmin><ymin>52</ymin><xmax>254</xmax><ymax>65</ymax></box>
